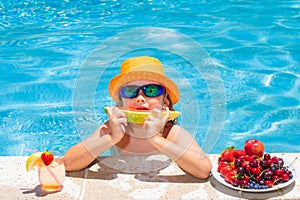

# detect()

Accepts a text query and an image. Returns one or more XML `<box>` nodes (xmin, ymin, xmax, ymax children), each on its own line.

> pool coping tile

<box><xmin>1</xmin><ymin>153</ymin><xmax>299</xmax><ymax>199</ymax></box>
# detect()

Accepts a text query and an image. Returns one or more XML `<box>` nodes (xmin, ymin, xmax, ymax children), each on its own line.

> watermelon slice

<box><xmin>103</xmin><ymin>107</ymin><xmax>181</xmax><ymax>124</ymax></box>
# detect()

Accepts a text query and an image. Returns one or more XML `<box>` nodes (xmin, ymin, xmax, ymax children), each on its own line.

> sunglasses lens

<box><xmin>143</xmin><ymin>84</ymin><xmax>164</xmax><ymax>97</ymax></box>
<box><xmin>120</xmin><ymin>84</ymin><xmax>165</xmax><ymax>98</ymax></box>
<box><xmin>120</xmin><ymin>85</ymin><xmax>139</xmax><ymax>98</ymax></box>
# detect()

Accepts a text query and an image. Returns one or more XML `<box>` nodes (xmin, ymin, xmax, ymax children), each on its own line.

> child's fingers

<box><xmin>150</xmin><ymin>107</ymin><xmax>163</xmax><ymax>119</ymax></box>
<box><xmin>108</xmin><ymin>107</ymin><xmax>128</xmax><ymax>133</ymax></box>
<box><xmin>162</xmin><ymin>107</ymin><xmax>170</xmax><ymax>122</ymax></box>
<box><xmin>120</xmin><ymin>124</ymin><xmax>126</xmax><ymax>133</ymax></box>
<box><xmin>108</xmin><ymin>107</ymin><xmax>127</xmax><ymax>121</ymax></box>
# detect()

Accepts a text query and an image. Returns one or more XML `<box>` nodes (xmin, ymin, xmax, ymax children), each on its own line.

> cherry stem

<box><xmin>287</xmin><ymin>157</ymin><xmax>297</xmax><ymax>169</ymax></box>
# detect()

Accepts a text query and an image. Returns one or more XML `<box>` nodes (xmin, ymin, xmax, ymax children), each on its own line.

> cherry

<box><xmin>243</xmin><ymin>164</ymin><xmax>252</xmax><ymax>175</ymax></box>
<box><xmin>232</xmin><ymin>178</ymin><xmax>239</xmax><ymax>186</ymax></box>
<box><xmin>257</xmin><ymin>165</ymin><xmax>263</xmax><ymax>172</ymax></box>
<box><xmin>237</xmin><ymin>166</ymin><xmax>244</xmax><ymax>176</ymax></box>
<box><xmin>264</xmin><ymin>153</ymin><xmax>271</xmax><ymax>160</ymax></box>
<box><xmin>281</xmin><ymin>174</ymin><xmax>290</xmax><ymax>182</ymax></box>
<box><xmin>263</xmin><ymin>170</ymin><xmax>273</xmax><ymax>180</ymax></box>
<box><xmin>255</xmin><ymin>175</ymin><xmax>262</xmax><ymax>183</ymax></box>
<box><xmin>267</xmin><ymin>159</ymin><xmax>273</xmax><ymax>167</ymax></box>
<box><xmin>251</xmin><ymin>167</ymin><xmax>261</xmax><ymax>176</ymax></box>
<box><xmin>244</xmin><ymin>175</ymin><xmax>250</xmax><ymax>182</ymax></box>
<box><xmin>264</xmin><ymin>180</ymin><xmax>274</xmax><ymax>188</ymax></box>
<box><xmin>249</xmin><ymin>158</ymin><xmax>259</xmax><ymax>167</ymax></box>
<box><xmin>272</xmin><ymin>175</ymin><xmax>280</xmax><ymax>184</ymax></box>
<box><xmin>277</xmin><ymin>158</ymin><xmax>284</xmax><ymax>166</ymax></box>
<box><xmin>234</xmin><ymin>158</ymin><xmax>242</xmax><ymax>168</ymax></box>
<box><xmin>260</xmin><ymin>160</ymin><xmax>268</xmax><ymax>169</ymax></box>
<box><xmin>275</xmin><ymin>169</ymin><xmax>284</xmax><ymax>176</ymax></box>
<box><xmin>239</xmin><ymin>179</ymin><xmax>248</xmax><ymax>187</ymax></box>
<box><xmin>271</xmin><ymin>156</ymin><xmax>279</xmax><ymax>164</ymax></box>
<box><xmin>286</xmin><ymin>170</ymin><xmax>292</xmax><ymax>175</ymax></box>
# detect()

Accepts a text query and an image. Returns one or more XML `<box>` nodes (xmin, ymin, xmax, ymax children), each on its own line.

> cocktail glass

<box><xmin>38</xmin><ymin>157</ymin><xmax>65</xmax><ymax>192</ymax></box>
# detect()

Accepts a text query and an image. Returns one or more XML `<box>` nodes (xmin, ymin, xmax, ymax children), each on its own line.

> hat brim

<box><xmin>109</xmin><ymin>71</ymin><xmax>180</xmax><ymax>105</ymax></box>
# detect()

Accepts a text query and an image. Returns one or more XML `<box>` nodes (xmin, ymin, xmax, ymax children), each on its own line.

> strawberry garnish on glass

<box><xmin>41</xmin><ymin>150</ymin><xmax>54</xmax><ymax>166</ymax></box>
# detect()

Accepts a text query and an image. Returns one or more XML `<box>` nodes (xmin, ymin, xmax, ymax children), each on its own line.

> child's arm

<box><xmin>63</xmin><ymin>125</ymin><xmax>115</xmax><ymax>171</ymax></box>
<box><xmin>63</xmin><ymin>107</ymin><xmax>127</xmax><ymax>171</ymax></box>
<box><xmin>149</xmin><ymin>126</ymin><xmax>212</xmax><ymax>179</ymax></box>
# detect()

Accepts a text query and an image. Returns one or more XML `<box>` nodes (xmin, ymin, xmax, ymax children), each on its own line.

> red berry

<box><xmin>220</xmin><ymin>166</ymin><xmax>232</xmax><ymax>177</ymax></box>
<box><xmin>286</xmin><ymin>170</ymin><xmax>292</xmax><ymax>175</ymax></box>
<box><xmin>234</xmin><ymin>158</ymin><xmax>242</xmax><ymax>167</ymax></box>
<box><xmin>264</xmin><ymin>153</ymin><xmax>271</xmax><ymax>160</ymax></box>
<box><xmin>267</xmin><ymin>159</ymin><xmax>273</xmax><ymax>167</ymax></box>
<box><xmin>275</xmin><ymin>169</ymin><xmax>284</xmax><ymax>176</ymax></box>
<box><xmin>232</xmin><ymin>178</ymin><xmax>239</xmax><ymax>186</ymax></box>
<box><xmin>264</xmin><ymin>180</ymin><xmax>274</xmax><ymax>188</ymax></box>
<box><xmin>217</xmin><ymin>161</ymin><xmax>229</xmax><ymax>172</ymax></box>
<box><xmin>243</xmin><ymin>175</ymin><xmax>250</xmax><ymax>182</ymax></box>
<box><xmin>272</xmin><ymin>175</ymin><xmax>280</xmax><ymax>184</ymax></box>
<box><xmin>255</xmin><ymin>175</ymin><xmax>262</xmax><ymax>182</ymax></box>
<box><xmin>271</xmin><ymin>156</ymin><xmax>279</xmax><ymax>164</ymax></box>
<box><xmin>233</xmin><ymin>149</ymin><xmax>246</xmax><ymax>158</ymax></box>
<box><xmin>251</xmin><ymin>167</ymin><xmax>261</xmax><ymax>176</ymax></box>
<box><xmin>237</xmin><ymin>167</ymin><xmax>244</xmax><ymax>176</ymax></box>
<box><xmin>249</xmin><ymin>158</ymin><xmax>259</xmax><ymax>167</ymax></box>
<box><xmin>281</xmin><ymin>174</ymin><xmax>290</xmax><ymax>182</ymax></box>
<box><xmin>224</xmin><ymin>170</ymin><xmax>236</xmax><ymax>184</ymax></box>
<box><xmin>244</xmin><ymin>155</ymin><xmax>253</xmax><ymax>161</ymax></box>
<box><xmin>243</xmin><ymin>164</ymin><xmax>252</xmax><ymax>175</ymax></box>
<box><xmin>277</xmin><ymin>158</ymin><xmax>284</xmax><ymax>166</ymax></box>
<box><xmin>221</xmin><ymin>149</ymin><xmax>235</xmax><ymax>162</ymax></box>
<box><xmin>260</xmin><ymin>160</ymin><xmax>268</xmax><ymax>169</ymax></box>
<box><xmin>239</xmin><ymin>179</ymin><xmax>248</xmax><ymax>187</ymax></box>
<box><xmin>263</xmin><ymin>170</ymin><xmax>273</xmax><ymax>180</ymax></box>
<box><xmin>41</xmin><ymin>150</ymin><xmax>54</xmax><ymax>166</ymax></box>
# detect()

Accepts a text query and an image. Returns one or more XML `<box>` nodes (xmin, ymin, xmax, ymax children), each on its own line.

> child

<box><xmin>63</xmin><ymin>56</ymin><xmax>212</xmax><ymax>179</ymax></box>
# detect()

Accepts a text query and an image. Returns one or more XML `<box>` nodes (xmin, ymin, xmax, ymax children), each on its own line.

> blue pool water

<box><xmin>1</xmin><ymin>0</ymin><xmax>300</xmax><ymax>156</ymax></box>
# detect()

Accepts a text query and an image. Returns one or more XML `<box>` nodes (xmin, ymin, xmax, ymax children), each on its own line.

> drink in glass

<box><xmin>38</xmin><ymin>158</ymin><xmax>65</xmax><ymax>192</ymax></box>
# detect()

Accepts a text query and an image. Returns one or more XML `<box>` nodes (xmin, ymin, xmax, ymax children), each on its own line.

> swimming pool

<box><xmin>1</xmin><ymin>0</ymin><xmax>300</xmax><ymax>156</ymax></box>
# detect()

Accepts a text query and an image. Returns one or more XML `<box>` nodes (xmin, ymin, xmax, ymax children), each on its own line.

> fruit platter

<box><xmin>212</xmin><ymin>139</ymin><xmax>296</xmax><ymax>192</ymax></box>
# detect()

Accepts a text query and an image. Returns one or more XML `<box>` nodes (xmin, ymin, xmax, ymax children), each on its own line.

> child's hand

<box><xmin>143</xmin><ymin>106</ymin><xmax>170</xmax><ymax>138</ymax></box>
<box><xmin>106</xmin><ymin>106</ymin><xmax>127</xmax><ymax>143</ymax></box>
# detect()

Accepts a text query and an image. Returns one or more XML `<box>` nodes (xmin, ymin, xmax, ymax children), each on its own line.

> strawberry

<box><xmin>217</xmin><ymin>161</ymin><xmax>229</xmax><ymax>172</ymax></box>
<box><xmin>224</xmin><ymin>170</ymin><xmax>237</xmax><ymax>184</ymax></box>
<box><xmin>220</xmin><ymin>165</ymin><xmax>232</xmax><ymax>177</ymax></box>
<box><xmin>220</xmin><ymin>149</ymin><xmax>235</xmax><ymax>162</ymax></box>
<box><xmin>41</xmin><ymin>150</ymin><xmax>54</xmax><ymax>166</ymax></box>
<box><xmin>232</xmin><ymin>149</ymin><xmax>246</xmax><ymax>158</ymax></box>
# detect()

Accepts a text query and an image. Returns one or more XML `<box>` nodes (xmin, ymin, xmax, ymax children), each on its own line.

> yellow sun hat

<box><xmin>109</xmin><ymin>56</ymin><xmax>180</xmax><ymax>105</ymax></box>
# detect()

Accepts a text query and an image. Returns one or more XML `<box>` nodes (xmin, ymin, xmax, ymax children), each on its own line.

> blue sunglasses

<box><xmin>120</xmin><ymin>84</ymin><xmax>165</xmax><ymax>99</ymax></box>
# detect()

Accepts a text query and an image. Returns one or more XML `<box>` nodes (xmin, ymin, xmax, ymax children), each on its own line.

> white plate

<box><xmin>212</xmin><ymin>162</ymin><xmax>296</xmax><ymax>192</ymax></box>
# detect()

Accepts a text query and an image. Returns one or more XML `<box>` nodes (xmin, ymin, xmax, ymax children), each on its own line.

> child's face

<box><xmin>120</xmin><ymin>80</ymin><xmax>165</xmax><ymax>110</ymax></box>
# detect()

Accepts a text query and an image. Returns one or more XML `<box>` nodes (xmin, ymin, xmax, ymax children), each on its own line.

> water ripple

<box><xmin>1</xmin><ymin>0</ymin><xmax>300</xmax><ymax>155</ymax></box>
